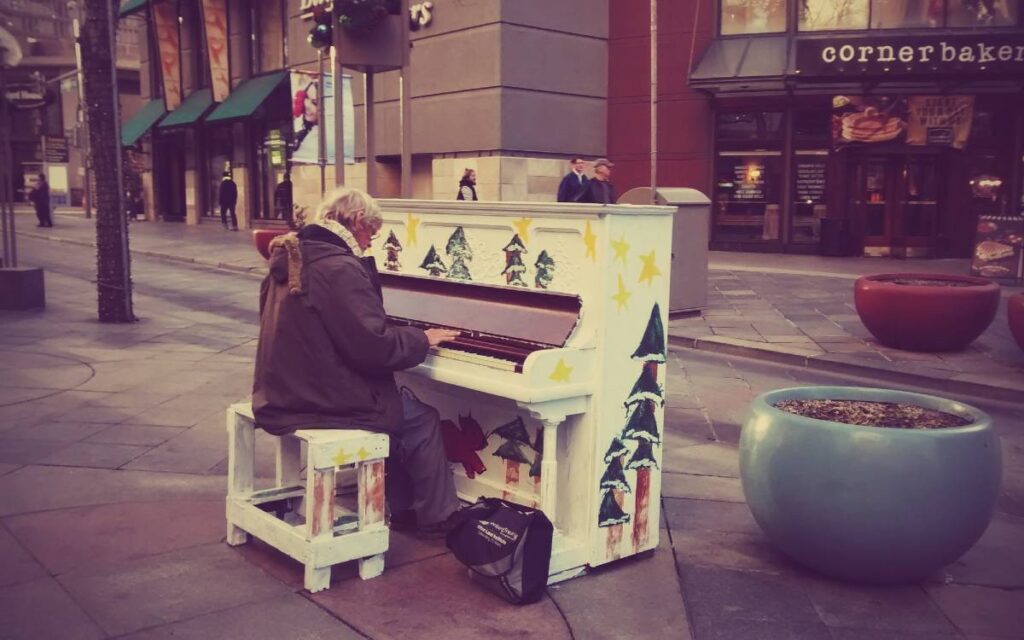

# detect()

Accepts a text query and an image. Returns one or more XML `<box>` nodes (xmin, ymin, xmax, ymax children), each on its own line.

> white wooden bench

<box><xmin>225</xmin><ymin>402</ymin><xmax>390</xmax><ymax>592</ymax></box>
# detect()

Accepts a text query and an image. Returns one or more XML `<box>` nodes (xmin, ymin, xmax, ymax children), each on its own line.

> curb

<box><xmin>669</xmin><ymin>334</ymin><xmax>1024</xmax><ymax>404</ymax></box>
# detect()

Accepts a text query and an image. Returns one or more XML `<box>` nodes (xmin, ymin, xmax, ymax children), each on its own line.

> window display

<box><xmin>799</xmin><ymin>0</ymin><xmax>870</xmax><ymax>30</ymax></box>
<box><xmin>792</xmin><ymin>152</ymin><xmax>828</xmax><ymax>243</ymax></box>
<box><xmin>714</xmin><ymin>152</ymin><xmax>783</xmax><ymax>242</ymax></box>
<box><xmin>870</xmin><ymin>0</ymin><xmax>944</xmax><ymax>27</ymax></box>
<box><xmin>721</xmin><ymin>0</ymin><xmax>787</xmax><ymax>34</ymax></box>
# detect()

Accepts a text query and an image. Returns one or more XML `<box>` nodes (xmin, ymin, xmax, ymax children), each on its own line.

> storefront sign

<box><xmin>832</xmin><ymin>96</ymin><xmax>907</xmax><ymax>148</ymax></box>
<box><xmin>200</xmin><ymin>0</ymin><xmax>230</xmax><ymax>102</ymax></box>
<box><xmin>297</xmin><ymin>0</ymin><xmax>433</xmax><ymax>30</ymax></box>
<box><xmin>732</xmin><ymin>159</ymin><xmax>765</xmax><ymax>201</ymax></box>
<box><xmin>970</xmin><ymin>216</ymin><xmax>1023</xmax><ymax>282</ymax></box>
<box><xmin>152</xmin><ymin>0</ymin><xmax>183</xmax><ymax>110</ymax></box>
<box><xmin>2</xmin><ymin>84</ymin><xmax>52</xmax><ymax>111</ymax></box>
<box><xmin>796</xmin><ymin>35</ymin><xmax>1024</xmax><ymax>77</ymax></box>
<box><xmin>43</xmin><ymin>136</ymin><xmax>69</xmax><ymax>164</ymax></box>
<box><xmin>795</xmin><ymin>161</ymin><xmax>826</xmax><ymax>203</ymax></box>
<box><xmin>289</xmin><ymin>71</ymin><xmax>355</xmax><ymax>165</ymax></box>
<box><xmin>906</xmin><ymin>96</ymin><xmax>973</xmax><ymax>150</ymax></box>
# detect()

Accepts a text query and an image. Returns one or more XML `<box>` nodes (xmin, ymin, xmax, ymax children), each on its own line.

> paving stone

<box><xmin>5</xmin><ymin>499</ymin><xmax>225</xmax><ymax>575</ymax></box>
<box><xmin>662</xmin><ymin>442</ymin><xmax>739</xmax><ymax>478</ymax></box>
<box><xmin>0</xmin><ymin>438</ymin><xmax>71</xmax><ymax>465</ymax></box>
<box><xmin>661</xmin><ymin>472</ymin><xmax>745</xmax><ymax>503</ymax></box>
<box><xmin>925</xmin><ymin>584</ymin><xmax>1024</xmax><ymax>638</ymax></box>
<box><xmin>828</xmin><ymin>630</ymin><xmax>962</xmax><ymax>640</ymax></box>
<box><xmin>672</xmin><ymin>529</ymin><xmax>798</xmax><ymax>575</ymax></box>
<box><xmin>58</xmin><ymin>543</ymin><xmax>292</xmax><ymax>637</ymax></box>
<box><xmin>0</xmin><ymin>525</ymin><xmax>48</xmax><ymax>588</ymax></box>
<box><xmin>679</xmin><ymin>565</ymin><xmax>821</xmax><ymax>629</ymax></box>
<box><xmin>690</xmin><ymin>618</ymin><xmax>831</xmax><ymax>640</ymax></box>
<box><xmin>0</xmin><ymin>462</ymin><xmax>20</xmax><ymax>477</ymax></box>
<box><xmin>663</xmin><ymin>498</ymin><xmax>759</xmax><ymax>534</ymax></box>
<box><xmin>0</xmin><ymin>577</ymin><xmax>105</xmax><ymax>640</ymax></box>
<box><xmin>120</xmin><ymin>593</ymin><xmax>364</xmax><ymax>640</ymax></box>
<box><xmin>39</xmin><ymin>441</ymin><xmax>152</xmax><ymax>469</ymax></box>
<box><xmin>935</xmin><ymin>513</ymin><xmax>1024</xmax><ymax>589</ymax></box>
<box><xmin>802</xmin><ymin>577</ymin><xmax>957</xmax><ymax>634</ymax></box>
<box><xmin>0</xmin><ymin>420</ymin><xmax>112</xmax><ymax>442</ymax></box>
<box><xmin>86</xmin><ymin>424</ymin><xmax>188</xmax><ymax>446</ymax></box>
<box><xmin>309</xmin><ymin>552</ymin><xmax>572</xmax><ymax>640</ymax></box>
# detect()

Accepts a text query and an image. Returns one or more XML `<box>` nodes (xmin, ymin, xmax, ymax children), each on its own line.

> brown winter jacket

<box><xmin>252</xmin><ymin>224</ymin><xmax>429</xmax><ymax>435</ymax></box>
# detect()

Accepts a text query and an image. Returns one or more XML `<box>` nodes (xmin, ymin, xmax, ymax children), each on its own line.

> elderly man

<box><xmin>253</xmin><ymin>187</ymin><xmax>462</xmax><ymax>537</ymax></box>
<box><xmin>579</xmin><ymin>158</ymin><xmax>617</xmax><ymax>205</ymax></box>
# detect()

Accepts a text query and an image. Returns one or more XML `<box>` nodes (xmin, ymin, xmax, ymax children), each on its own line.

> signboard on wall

<box><xmin>906</xmin><ymin>96</ymin><xmax>974</xmax><ymax>149</ymax></box>
<box><xmin>152</xmin><ymin>0</ymin><xmax>183</xmax><ymax>110</ymax></box>
<box><xmin>970</xmin><ymin>216</ymin><xmax>1024</xmax><ymax>283</ymax></box>
<box><xmin>731</xmin><ymin>159</ymin><xmax>765</xmax><ymax>201</ymax></box>
<box><xmin>200</xmin><ymin>0</ymin><xmax>230</xmax><ymax>102</ymax></box>
<box><xmin>832</xmin><ymin>96</ymin><xmax>907</xmax><ymax>148</ymax></box>
<box><xmin>796</xmin><ymin>35</ymin><xmax>1024</xmax><ymax>77</ymax></box>
<box><xmin>795</xmin><ymin>160</ymin><xmax>826</xmax><ymax>203</ymax></box>
<box><xmin>289</xmin><ymin>71</ymin><xmax>355</xmax><ymax>165</ymax></box>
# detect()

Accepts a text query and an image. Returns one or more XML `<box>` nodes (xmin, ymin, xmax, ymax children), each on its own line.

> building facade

<box><xmin>608</xmin><ymin>0</ymin><xmax>1024</xmax><ymax>259</ymax></box>
<box><xmin>125</xmin><ymin>0</ymin><xmax>609</xmax><ymax>230</ymax></box>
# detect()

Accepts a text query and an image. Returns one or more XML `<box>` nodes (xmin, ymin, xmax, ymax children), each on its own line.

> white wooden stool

<box><xmin>225</xmin><ymin>402</ymin><xmax>389</xmax><ymax>592</ymax></box>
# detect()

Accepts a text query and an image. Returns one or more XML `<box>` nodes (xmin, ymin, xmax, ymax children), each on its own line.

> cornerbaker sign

<box><xmin>795</xmin><ymin>35</ymin><xmax>1024</xmax><ymax>77</ymax></box>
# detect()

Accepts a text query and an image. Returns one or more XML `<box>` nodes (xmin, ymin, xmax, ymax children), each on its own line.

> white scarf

<box><xmin>308</xmin><ymin>219</ymin><xmax>365</xmax><ymax>257</ymax></box>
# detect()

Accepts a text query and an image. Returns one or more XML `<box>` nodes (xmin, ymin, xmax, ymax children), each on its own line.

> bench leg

<box><xmin>304</xmin><ymin>564</ymin><xmax>332</xmax><ymax>593</ymax></box>
<box><xmin>358</xmin><ymin>554</ymin><xmax>385</xmax><ymax>580</ymax></box>
<box><xmin>226</xmin><ymin>523</ymin><xmax>248</xmax><ymax>546</ymax></box>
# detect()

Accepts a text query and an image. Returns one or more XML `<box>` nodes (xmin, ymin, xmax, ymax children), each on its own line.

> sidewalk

<box><xmin>16</xmin><ymin>210</ymin><xmax>1024</xmax><ymax>401</ymax></box>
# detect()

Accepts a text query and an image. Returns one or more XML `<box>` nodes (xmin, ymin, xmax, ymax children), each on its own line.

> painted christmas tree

<box><xmin>419</xmin><ymin>244</ymin><xmax>448</xmax><ymax>277</ymax></box>
<box><xmin>445</xmin><ymin>226</ymin><xmax>473</xmax><ymax>281</ymax></box>
<box><xmin>534</xmin><ymin>250</ymin><xmax>555</xmax><ymax>289</ymax></box>
<box><xmin>501</xmin><ymin>234</ymin><xmax>528</xmax><ymax>287</ymax></box>
<box><xmin>492</xmin><ymin>416</ymin><xmax>533</xmax><ymax>499</ymax></box>
<box><xmin>598</xmin><ymin>435</ymin><xmax>632</xmax><ymax>558</ymax></box>
<box><xmin>383</xmin><ymin>230</ymin><xmax>403</xmax><ymax>271</ymax></box>
<box><xmin>623</xmin><ymin>303</ymin><xmax>667</xmax><ymax>552</ymax></box>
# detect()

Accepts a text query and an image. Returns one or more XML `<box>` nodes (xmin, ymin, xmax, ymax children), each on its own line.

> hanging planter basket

<box><xmin>336</xmin><ymin>0</ymin><xmax>399</xmax><ymax>38</ymax></box>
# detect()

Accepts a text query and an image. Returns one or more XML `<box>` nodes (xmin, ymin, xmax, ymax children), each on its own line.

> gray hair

<box><xmin>313</xmin><ymin>187</ymin><xmax>381</xmax><ymax>228</ymax></box>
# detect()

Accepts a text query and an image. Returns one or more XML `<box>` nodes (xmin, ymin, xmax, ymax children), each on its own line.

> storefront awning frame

<box><xmin>121</xmin><ymin>99</ymin><xmax>166</xmax><ymax>147</ymax></box>
<box><xmin>158</xmin><ymin>89</ymin><xmax>215</xmax><ymax>129</ymax></box>
<box><xmin>203</xmin><ymin>71</ymin><xmax>290</xmax><ymax>125</ymax></box>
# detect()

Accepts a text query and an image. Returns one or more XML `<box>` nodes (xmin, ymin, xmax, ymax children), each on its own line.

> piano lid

<box><xmin>380</xmin><ymin>272</ymin><xmax>582</xmax><ymax>348</ymax></box>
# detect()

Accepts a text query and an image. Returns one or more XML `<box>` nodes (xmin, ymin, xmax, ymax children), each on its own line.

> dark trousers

<box><xmin>35</xmin><ymin>205</ymin><xmax>52</xmax><ymax>227</ymax></box>
<box><xmin>220</xmin><ymin>204</ymin><xmax>237</xmax><ymax>229</ymax></box>
<box><xmin>386</xmin><ymin>393</ymin><xmax>461</xmax><ymax>525</ymax></box>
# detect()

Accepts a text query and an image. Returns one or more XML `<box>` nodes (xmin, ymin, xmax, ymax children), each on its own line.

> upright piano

<box><xmin>374</xmin><ymin>199</ymin><xmax>674</xmax><ymax>583</ymax></box>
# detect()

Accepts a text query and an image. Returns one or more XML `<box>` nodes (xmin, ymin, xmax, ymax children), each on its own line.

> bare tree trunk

<box><xmin>81</xmin><ymin>0</ymin><xmax>133</xmax><ymax>322</ymax></box>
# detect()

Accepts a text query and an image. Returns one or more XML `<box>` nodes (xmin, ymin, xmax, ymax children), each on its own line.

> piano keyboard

<box><xmin>430</xmin><ymin>345</ymin><xmax>519</xmax><ymax>372</ymax></box>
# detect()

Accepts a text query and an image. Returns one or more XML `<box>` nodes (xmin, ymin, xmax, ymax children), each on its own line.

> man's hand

<box><xmin>425</xmin><ymin>328</ymin><xmax>460</xmax><ymax>347</ymax></box>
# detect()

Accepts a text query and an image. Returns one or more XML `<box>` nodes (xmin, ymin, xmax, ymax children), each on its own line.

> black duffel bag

<box><xmin>445</xmin><ymin>497</ymin><xmax>553</xmax><ymax>605</ymax></box>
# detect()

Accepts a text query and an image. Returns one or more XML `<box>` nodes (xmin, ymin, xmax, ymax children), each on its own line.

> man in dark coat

<box><xmin>253</xmin><ymin>187</ymin><xmax>462</xmax><ymax>536</ymax></box>
<box><xmin>456</xmin><ymin>168</ymin><xmax>477</xmax><ymax>201</ymax></box>
<box><xmin>274</xmin><ymin>173</ymin><xmax>294</xmax><ymax>227</ymax></box>
<box><xmin>29</xmin><ymin>174</ymin><xmax>52</xmax><ymax>227</ymax></box>
<box><xmin>579</xmin><ymin>158</ymin><xmax>617</xmax><ymax>205</ymax></box>
<box><xmin>556</xmin><ymin>157</ymin><xmax>588</xmax><ymax>203</ymax></box>
<box><xmin>219</xmin><ymin>171</ymin><xmax>238</xmax><ymax>230</ymax></box>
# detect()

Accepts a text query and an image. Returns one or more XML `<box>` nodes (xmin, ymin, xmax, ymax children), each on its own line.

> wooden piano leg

<box><xmin>540</xmin><ymin>418</ymin><xmax>561</xmax><ymax>525</ymax></box>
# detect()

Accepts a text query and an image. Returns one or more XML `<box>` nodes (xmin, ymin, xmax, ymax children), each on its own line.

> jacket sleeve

<box><xmin>312</xmin><ymin>260</ymin><xmax>430</xmax><ymax>374</ymax></box>
<box><xmin>556</xmin><ymin>175</ymin><xmax>571</xmax><ymax>202</ymax></box>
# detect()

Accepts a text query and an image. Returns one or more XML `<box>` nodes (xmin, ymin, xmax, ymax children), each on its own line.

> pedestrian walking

<box><xmin>556</xmin><ymin>156</ymin><xmax>589</xmax><ymax>203</ymax></box>
<box><xmin>579</xmin><ymin>158</ymin><xmax>617</xmax><ymax>205</ymax></box>
<box><xmin>219</xmin><ymin>171</ymin><xmax>238</xmax><ymax>230</ymax></box>
<box><xmin>456</xmin><ymin>168</ymin><xmax>478</xmax><ymax>201</ymax></box>
<box><xmin>29</xmin><ymin>173</ymin><xmax>52</xmax><ymax>227</ymax></box>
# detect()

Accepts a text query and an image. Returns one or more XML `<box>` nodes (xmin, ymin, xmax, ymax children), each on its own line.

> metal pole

<box><xmin>332</xmin><ymin>1</ymin><xmax>345</xmax><ymax>187</ymax></box>
<box><xmin>650</xmin><ymin>0</ymin><xmax>658</xmax><ymax>203</ymax></box>
<box><xmin>365</xmin><ymin>71</ymin><xmax>376</xmax><ymax>196</ymax></box>
<box><xmin>72</xmin><ymin>3</ymin><xmax>92</xmax><ymax>218</ymax></box>
<box><xmin>317</xmin><ymin>49</ymin><xmax>326</xmax><ymax>197</ymax></box>
<box><xmin>106</xmin><ymin>0</ymin><xmax>132</xmax><ymax>319</ymax></box>
<box><xmin>0</xmin><ymin>66</ymin><xmax>18</xmax><ymax>267</ymax></box>
<box><xmin>399</xmin><ymin>0</ymin><xmax>411</xmax><ymax>198</ymax></box>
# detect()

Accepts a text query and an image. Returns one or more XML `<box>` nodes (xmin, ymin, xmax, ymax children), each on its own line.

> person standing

<box><xmin>275</xmin><ymin>173</ymin><xmax>294</xmax><ymax>228</ymax></box>
<box><xmin>456</xmin><ymin>168</ymin><xmax>478</xmax><ymax>201</ymax></box>
<box><xmin>556</xmin><ymin>156</ymin><xmax>588</xmax><ymax>203</ymax></box>
<box><xmin>219</xmin><ymin>171</ymin><xmax>238</xmax><ymax>230</ymax></box>
<box><xmin>29</xmin><ymin>173</ymin><xmax>52</xmax><ymax>227</ymax></box>
<box><xmin>579</xmin><ymin>158</ymin><xmax>617</xmax><ymax>205</ymax></box>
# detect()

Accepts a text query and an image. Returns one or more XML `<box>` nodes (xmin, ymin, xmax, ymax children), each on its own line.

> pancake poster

<box><xmin>970</xmin><ymin>216</ymin><xmax>1024</xmax><ymax>283</ymax></box>
<box><xmin>832</xmin><ymin>96</ymin><xmax>907</xmax><ymax>148</ymax></box>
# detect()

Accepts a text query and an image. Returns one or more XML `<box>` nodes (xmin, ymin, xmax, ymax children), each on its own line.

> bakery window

<box><xmin>720</xmin><ymin>0</ymin><xmax>787</xmax><ymax>34</ymax></box>
<box><xmin>948</xmin><ymin>0</ymin><xmax>1019</xmax><ymax>26</ymax></box>
<box><xmin>799</xmin><ymin>0</ymin><xmax>869</xmax><ymax>30</ymax></box>
<box><xmin>716</xmin><ymin>111</ymin><xmax>785</xmax><ymax>145</ymax></box>
<box><xmin>870</xmin><ymin>0</ymin><xmax>943</xmax><ymax>28</ymax></box>
<box><xmin>791</xmin><ymin>151</ymin><xmax>829</xmax><ymax>244</ymax></box>
<box><xmin>714</xmin><ymin>151</ymin><xmax>784</xmax><ymax>242</ymax></box>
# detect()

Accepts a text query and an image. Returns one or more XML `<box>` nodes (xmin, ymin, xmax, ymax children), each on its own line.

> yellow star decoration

<box><xmin>332</xmin><ymin>449</ymin><xmax>353</xmax><ymax>466</ymax></box>
<box><xmin>612</xmin><ymin>274</ymin><xmax>632</xmax><ymax>312</ymax></box>
<box><xmin>406</xmin><ymin>213</ymin><xmax>421</xmax><ymax>246</ymax></box>
<box><xmin>638</xmin><ymin>250</ymin><xmax>662</xmax><ymax>286</ymax></box>
<box><xmin>549</xmin><ymin>358</ymin><xmax>573</xmax><ymax>383</ymax></box>
<box><xmin>357</xmin><ymin>447</ymin><xmax>370</xmax><ymax>461</ymax></box>
<box><xmin>611</xmin><ymin>234</ymin><xmax>630</xmax><ymax>265</ymax></box>
<box><xmin>513</xmin><ymin>217</ymin><xmax>532</xmax><ymax>243</ymax></box>
<box><xmin>583</xmin><ymin>221</ymin><xmax>597</xmax><ymax>262</ymax></box>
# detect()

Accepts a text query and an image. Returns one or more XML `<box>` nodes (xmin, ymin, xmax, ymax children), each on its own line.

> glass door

<box><xmin>895</xmin><ymin>154</ymin><xmax>939</xmax><ymax>257</ymax></box>
<box><xmin>859</xmin><ymin>155</ymin><xmax>893</xmax><ymax>256</ymax></box>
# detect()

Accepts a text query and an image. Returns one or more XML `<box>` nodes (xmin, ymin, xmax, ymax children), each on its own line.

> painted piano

<box><xmin>373</xmin><ymin>199</ymin><xmax>674</xmax><ymax>583</ymax></box>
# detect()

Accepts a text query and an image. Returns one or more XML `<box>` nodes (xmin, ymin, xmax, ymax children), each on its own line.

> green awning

<box><xmin>121</xmin><ymin>99</ymin><xmax>166</xmax><ymax>146</ymax></box>
<box><xmin>158</xmin><ymin>89</ymin><xmax>215</xmax><ymax>129</ymax></box>
<box><xmin>119</xmin><ymin>0</ymin><xmax>147</xmax><ymax>17</ymax></box>
<box><xmin>204</xmin><ymin>71</ymin><xmax>289</xmax><ymax>124</ymax></box>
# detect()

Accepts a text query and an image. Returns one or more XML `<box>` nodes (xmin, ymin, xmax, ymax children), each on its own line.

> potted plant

<box><xmin>854</xmin><ymin>273</ymin><xmax>1000</xmax><ymax>351</ymax></box>
<box><xmin>1010</xmin><ymin>293</ymin><xmax>1024</xmax><ymax>352</ymax></box>
<box><xmin>739</xmin><ymin>386</ymin><xmax>1001</xmax><ymax>584</ymax></box>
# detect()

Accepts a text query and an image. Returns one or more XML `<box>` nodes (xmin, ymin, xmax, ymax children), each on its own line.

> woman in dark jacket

<box><xmin>253</xmin><ymin>187</ymin><xmax>462</xmax><ymax>536</ymax></box>
<box><xmin>456</xmin><ymin>168</ymin><xmax>477</xmax><ymax>201</ymax></box>
<box><xmin>29</xmin><ymin>174</ymin><xmax>52</xmax><ymax>227</ymax></box>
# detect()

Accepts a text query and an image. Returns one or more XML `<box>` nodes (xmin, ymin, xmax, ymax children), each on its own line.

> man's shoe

<box><xmin>389</xmin><ymin>510</ymin><xmax>417</xmax><ymax>533</ymax></box>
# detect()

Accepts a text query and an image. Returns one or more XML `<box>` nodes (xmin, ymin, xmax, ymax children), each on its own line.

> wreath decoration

<box><xmin>336</xmin><ymin>0</ymin><xmax>401</xmax><ymax>38</ymax></box>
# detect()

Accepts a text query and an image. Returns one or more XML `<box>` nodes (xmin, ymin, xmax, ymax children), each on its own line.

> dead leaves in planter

<box><xmin>773</xmin><ymin>400</ymin><xmax>971</xmax><ymax>429</ymax></box>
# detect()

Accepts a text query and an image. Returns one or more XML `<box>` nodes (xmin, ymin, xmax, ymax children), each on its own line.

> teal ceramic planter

<box><xmin>739</xmin><ymin>386</ymin><xmax>1001</xmax><ymax>584</ymax></box>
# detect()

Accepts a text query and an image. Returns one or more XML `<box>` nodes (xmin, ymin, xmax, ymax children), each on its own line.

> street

<box><xmin>2</xmin><ymin>233</ymin><xmax>1023</xmax><ymax>639</ymax></box>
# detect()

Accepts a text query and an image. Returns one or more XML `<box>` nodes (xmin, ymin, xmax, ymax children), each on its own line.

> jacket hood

<box><xmin>267</xmin><ymin>226</ymin><xmax>354</xmax><ymax>295</ymax></box>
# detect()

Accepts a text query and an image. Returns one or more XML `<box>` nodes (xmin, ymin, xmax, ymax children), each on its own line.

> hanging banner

<box><xmin>832</xmin><ymin>96</ymin><xmax>907</xmax><ymax>148</ymax></box>
<box><xmin>289</xmin><ymin>71</ymin><xmax>355</xmax><ymax>165</ymax></box>
<box><xmin>152</xmin><ymin>1</ymin><xmax>182</xmax><ymax>110</ymax></box>
<box><xmin>200</xmin><ymin>0</ymin><xmax>230</xmax><ymax>102</ymax></box>
<box><xmin>906</xmin><ymin>96</ymin><xmax>974</xmax><ymax>149</ymax></box>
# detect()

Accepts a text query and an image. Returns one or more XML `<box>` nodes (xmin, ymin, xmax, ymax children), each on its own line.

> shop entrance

<box><xmin>852</xmin><ymin>150</ymin><xmax>943</xmax><ymax>257</ymax></box>
<box><xmin>153</xmin><ymin>134</ymin><xmax>186</xmax><ymax>221</ymax></box>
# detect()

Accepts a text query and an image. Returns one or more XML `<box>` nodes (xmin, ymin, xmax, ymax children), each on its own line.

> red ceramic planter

<box><xmin>253</xmin><ymin>229</ymin><xmax>287</xmax><ymax>260</ymax></box>
<box><xmin>1009</xmin><ymin>293</ymin><xmax>1024</xmax><ymax>352</ymax></box>
<box><xmin>854</xmin><ymin>273</ymin><xmax>1000</xmax><ymax>352</ymax></box>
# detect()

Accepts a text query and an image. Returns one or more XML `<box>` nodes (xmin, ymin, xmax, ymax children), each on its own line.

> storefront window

<box><xmin>714</xmin><ymin>152</ymin><xmax>784</xmax><ymax>242</ymax></box>
<box><xmin>205</xmin><ymin>127</ymin><xmax>233</xmax><ymax>218</ymax></box>
<box><xmin>799</xmin><ymin>0</ymin><xmax>870</xmax><ymax>30</ymax></box>
<box><xmin>720</xmin><ymin>0</ymin><xmax>787</xmax><ymax>34</ymax></box>
<box><xmin>716</xmin><ymin>111</ymin><xmax>785</xmax><ymax>144</ymax></box>
<box><xmin>871</xmin><ymin>0</ymin><xmax>944</xmax><ymax>27</ymax></box>
<box><xmin>947</xmin><ymin>0</ymin><xmax>1019</xmax><ymax>26</ymax></box>
<box><xmin>791</xmin><ymin>152</ymin><xmax>828</xmax><ymax>243</ymax></box>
